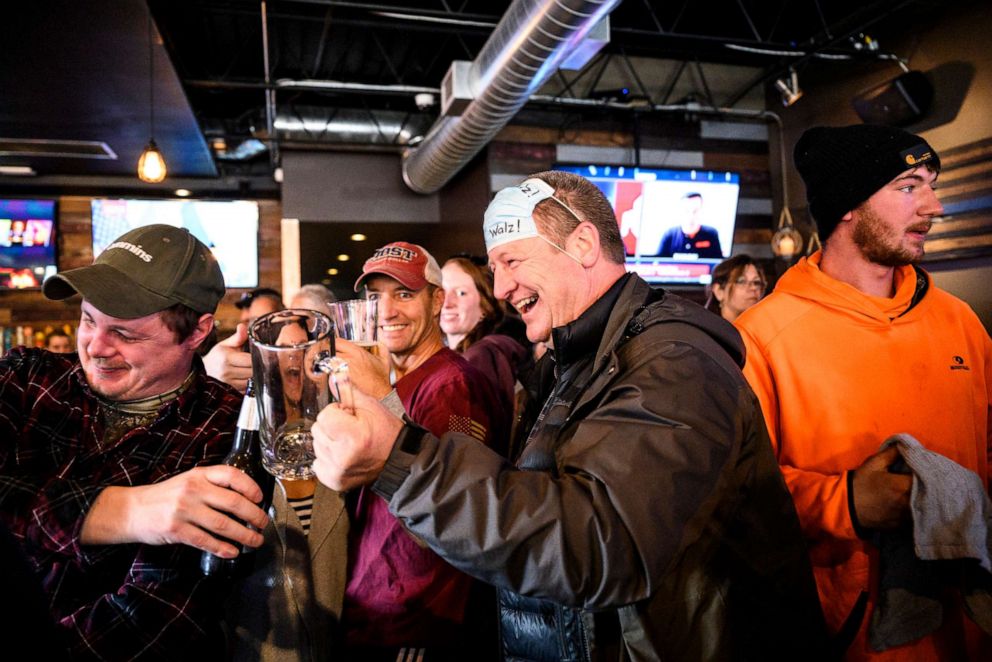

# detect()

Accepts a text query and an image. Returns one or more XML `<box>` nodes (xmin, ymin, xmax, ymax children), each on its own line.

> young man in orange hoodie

<box><xmin>736</xmin><ymin>124</ymin><xmax>992</xmax><ymax>661</ymax></box>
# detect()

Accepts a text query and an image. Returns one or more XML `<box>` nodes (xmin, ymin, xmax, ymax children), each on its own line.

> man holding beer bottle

<box><xmin>0</xmin><ymin>224</ymin><xmax>265</xmax><ymax>659</ymax></box>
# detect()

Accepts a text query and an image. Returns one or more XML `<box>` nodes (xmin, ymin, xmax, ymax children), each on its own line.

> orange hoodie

<box><xmin>736</xmin><ymin>252</ymin><xmax>992</xmax><ymax>661</ymax></box>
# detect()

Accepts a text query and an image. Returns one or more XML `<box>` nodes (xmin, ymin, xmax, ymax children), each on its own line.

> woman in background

<box><xmin>441</xmin><ymin>256</ymin><xmax>529</xmax><ymax>454</ymax></box>
<box><xmin>706</xmin><ymin>254</ymin><xmax>768</xmax><ymax>323</ymax></box>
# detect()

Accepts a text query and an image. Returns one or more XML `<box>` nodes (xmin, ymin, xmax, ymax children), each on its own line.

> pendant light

<box><xmin>137</xmin><ymin>14</ymin><xmax>167</xmax><ymax>183</ymax></box>
<box><xmin>770</xmin><ymin>118</ymin><xmax>802</xmax><ymax>260</ymax></box>
<box><xmin>771</xmin><ymin>206</ymin><xmax>803</xmax><ymax>259</ymax></box>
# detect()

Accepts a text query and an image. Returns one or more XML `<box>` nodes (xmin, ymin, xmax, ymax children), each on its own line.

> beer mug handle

<box><xmin>313</xmin><ymin>353</ymin><xmax>355</xmax><ymax>414</ymax></box>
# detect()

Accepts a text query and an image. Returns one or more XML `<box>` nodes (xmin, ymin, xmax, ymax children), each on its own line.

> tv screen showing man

<box><xmin>559</xmin><ymin>164</ymin><xmax>740</xmax><ymax>285</ymax></box>
<box><xmin>656</xmin><ymin>192</ymin><xmax>724</xmax><ymax>258</ymax></box>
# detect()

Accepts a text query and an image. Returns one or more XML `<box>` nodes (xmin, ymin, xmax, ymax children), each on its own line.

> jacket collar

<box><xmin>551</xmin><ymin>272</ymin><xmax>631</xmax><ymax>368</ymax></box>
<box><xmin>550</xmin><ymin>271</ymin><xmax>744</xmax><ymax>375</ymax></box>
<box><xmin>587</xmin><ymin>273</ymin><xmax>745</xmax><ymax>372</ymax></box>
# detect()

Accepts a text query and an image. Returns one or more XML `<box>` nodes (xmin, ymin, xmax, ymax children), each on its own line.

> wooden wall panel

<box><xmin>924</xmin><ymin>136</ymin><xmax>992</xmax><ymax>263</ymax></box>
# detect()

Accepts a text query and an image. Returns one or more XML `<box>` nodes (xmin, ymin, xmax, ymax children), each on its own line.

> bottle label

<box><xmin>236</xmin><ymin>396</ymin><xmax>260</xmax><ymax>432</ymax></box>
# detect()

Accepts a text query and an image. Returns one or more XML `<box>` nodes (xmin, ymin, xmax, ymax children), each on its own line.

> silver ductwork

<box><xmin>401</xmin><ymin>0</ymin><xmax>622</xmax><ymax>194</ymax></box>
<box><xmin>272</xmin><ymin>107</ymin><xmax>435</xmax><ymax>146</ymax></box>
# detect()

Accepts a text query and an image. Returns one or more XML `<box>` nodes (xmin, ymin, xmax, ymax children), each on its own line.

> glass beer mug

<box><xmin>249</xmin><ymin>309</ymin><xmax>353</xmax><ymax>479</ymax></box>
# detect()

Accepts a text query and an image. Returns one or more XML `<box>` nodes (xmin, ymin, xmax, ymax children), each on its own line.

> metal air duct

<box><xmin>272</xmin><ymin>107</ymin><xmax>434</xmax><ymax>147</ymax></box>
<box><xmin>401</xmin><ymin>0</ymin><xmax>621</xmax><ymax>194</ymax></box>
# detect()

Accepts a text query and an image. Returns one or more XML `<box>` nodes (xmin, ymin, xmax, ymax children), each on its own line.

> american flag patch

<box><xmin>449</xmin><ymin>414</ymin><xmax>487</xmax><ymax>442</ymax></box>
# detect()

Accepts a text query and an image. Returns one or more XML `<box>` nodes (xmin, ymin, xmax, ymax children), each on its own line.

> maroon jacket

<box><xmin>342</xmin><ymin>348</ymin><xmax>507</xmax><ymax>649</ymax></box>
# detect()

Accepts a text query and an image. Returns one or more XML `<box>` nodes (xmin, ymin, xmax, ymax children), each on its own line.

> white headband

<box><xmin>482</xmin><ymin>178</ymin><xmax>583</xmax><ymax>255</ymax></box>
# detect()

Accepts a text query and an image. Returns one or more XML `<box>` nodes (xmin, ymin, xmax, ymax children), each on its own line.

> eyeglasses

<box><xmin>734</xmin><ymin>277</ymin><xmax>767</xmax><ymax>291</ymax></box>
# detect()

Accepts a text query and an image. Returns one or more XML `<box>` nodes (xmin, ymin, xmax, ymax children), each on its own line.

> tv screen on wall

<box><xmin>0</xmin><ymin>198</ymin><xmax>58</xmax><ymax>289</ymax></box>
<box><xmin>90</xmin><ymin>199</ymin><xmax>259</xmax><ymax>288</ymax></box>
<box><xmin>555</xmin><ymin>164</ymin><xmax>741</xmax><ymax>286</ymax></box>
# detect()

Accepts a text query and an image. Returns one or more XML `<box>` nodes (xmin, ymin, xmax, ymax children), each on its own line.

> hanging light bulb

<box><xmin>137</xmin><ymin>14</ymin><xmax>167</xmax><ymax>183</ymax></box>
<box><xmin>771</xmin><ymin>206</ymin><xmax>803</xmax><ymax>259</ymax></box>
<box><xmin>769</xmin><ymin>119</ymin><xmax>805</xmax><ymax>259</ymax></box>
<box><xmin>138</xmin><ymin>140</ymin><xmax>167</xmax><ymax>183</ymax></box>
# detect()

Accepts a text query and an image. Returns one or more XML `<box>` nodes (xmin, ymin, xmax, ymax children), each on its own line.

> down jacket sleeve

<box><xmin>373</xmin><ymin>327</ymin><xmax>754</xmax><ymax>609</ymax></box>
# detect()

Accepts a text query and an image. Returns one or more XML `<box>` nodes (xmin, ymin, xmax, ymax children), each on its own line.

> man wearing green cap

<box><xmin>0</xmin><ymin>224</ymin><xmax>268</xmax><ymax>659</ymax></box>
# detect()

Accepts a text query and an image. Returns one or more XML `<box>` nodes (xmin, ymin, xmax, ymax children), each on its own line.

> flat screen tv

<box><xmin>0</xmin><ymin>199</ymin><xmax>58</xmax><ymax>289</ymax></box>
<box><xmin>556</xmin><ymin>164</ymin><xmax>741</xmax><ymax>286</ymax></box>
<box><xmin>91</xmin><ymin>199</ymin><xmax>259</xmax><ymax>288</ymax></box>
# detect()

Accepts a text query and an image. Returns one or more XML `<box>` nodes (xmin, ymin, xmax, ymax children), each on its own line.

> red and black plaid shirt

<box><xmin>0</xmin><ymin>347</ymin><xmax>242</xmax><ymax>660</ymax></box>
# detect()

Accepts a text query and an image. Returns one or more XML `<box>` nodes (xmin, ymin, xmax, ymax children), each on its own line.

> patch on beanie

<box><xmin>900</xmin><ymin>143</ymin><xmax>935</xmax><ymax>168</ymax></box>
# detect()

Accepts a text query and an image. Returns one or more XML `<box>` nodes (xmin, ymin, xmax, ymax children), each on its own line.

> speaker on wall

<box><xmin>851</xmin><ymin>70</ymin><xmax>934</xmax><ymax>127</ymax></box>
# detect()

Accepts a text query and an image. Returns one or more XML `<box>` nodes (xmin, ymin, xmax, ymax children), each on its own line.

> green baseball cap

<box><xmin>43</xmin><ymin>224</ymin><xmax>226</xmax><ymax>319</ymax></box>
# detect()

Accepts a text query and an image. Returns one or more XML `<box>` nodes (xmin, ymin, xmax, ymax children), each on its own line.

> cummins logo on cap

<box><xmin>105</xmin><ymin>241</ymin><xmax>153</xmax><ymax>262</ymax></box>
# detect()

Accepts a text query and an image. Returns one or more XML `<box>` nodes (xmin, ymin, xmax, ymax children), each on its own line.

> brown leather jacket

<box><xmin>374</xmin><ymin>274</ymin><xmax>828</xmax><ymax>661</ymax></box>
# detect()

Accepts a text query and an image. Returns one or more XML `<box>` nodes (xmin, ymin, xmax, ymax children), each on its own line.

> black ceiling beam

<box><xmin>225</xmin><ymin>0</ymin><xmax>501</xmax><ymax>24</ymax></box>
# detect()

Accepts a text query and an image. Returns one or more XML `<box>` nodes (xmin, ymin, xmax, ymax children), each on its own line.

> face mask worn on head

<box><xmin>483</xmin><ymin>178</ymin><xmax>584</xmax><ymax>265</ymax></box>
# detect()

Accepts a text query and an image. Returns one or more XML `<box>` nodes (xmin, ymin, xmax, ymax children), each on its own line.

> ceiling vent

<box><xmin>0</xmin><ymin>138</ymin><xmax>118</xmax><ymax>159</ymax></box>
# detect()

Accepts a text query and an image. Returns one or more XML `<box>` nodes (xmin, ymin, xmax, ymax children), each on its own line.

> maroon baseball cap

<box><xmin>354</xmin><ymin>241</ymin><xmax>443</xmax><ymax>292</ymax></box>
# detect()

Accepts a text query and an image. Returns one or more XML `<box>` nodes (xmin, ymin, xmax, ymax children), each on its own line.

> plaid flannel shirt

<box><xmin>0</xmin><ymin>347</ymin><xmax>242</xmax><ymax>660</ymax></box>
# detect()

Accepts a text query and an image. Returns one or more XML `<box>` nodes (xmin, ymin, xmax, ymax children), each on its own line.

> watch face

<box><xmin>398</xmin><ymin>421</ymin><xmax>430</xmax><ymax>454</ymax></box>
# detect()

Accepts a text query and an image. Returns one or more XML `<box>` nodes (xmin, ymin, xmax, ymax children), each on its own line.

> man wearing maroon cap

<box><xmin>327</xmin><ymin>241</ymin><xmax>506</xmax><ymax>661</ymax></box>
<box><xmin>349</xmin><ymin>241</ymin><xmax>450</xmax><ymax>381</ymax></box>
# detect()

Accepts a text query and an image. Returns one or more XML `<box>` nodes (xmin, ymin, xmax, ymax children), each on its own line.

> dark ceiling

<box><xmin>0</xmin><ymin>0</ymin><xmax>943</xmax><ymax>194</ymax></box>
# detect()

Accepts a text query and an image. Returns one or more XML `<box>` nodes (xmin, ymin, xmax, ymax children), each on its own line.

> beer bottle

<box><xmin>200</xmin><ymin>378</ymin><xmax>275</xmax><ymax>577</ymax></box>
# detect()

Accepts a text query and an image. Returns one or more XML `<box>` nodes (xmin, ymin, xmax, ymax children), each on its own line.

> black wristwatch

<box><xmin>396</xmin><ymin>417</ymin><xmax>430</xmax><ymax>455</ymax></box>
